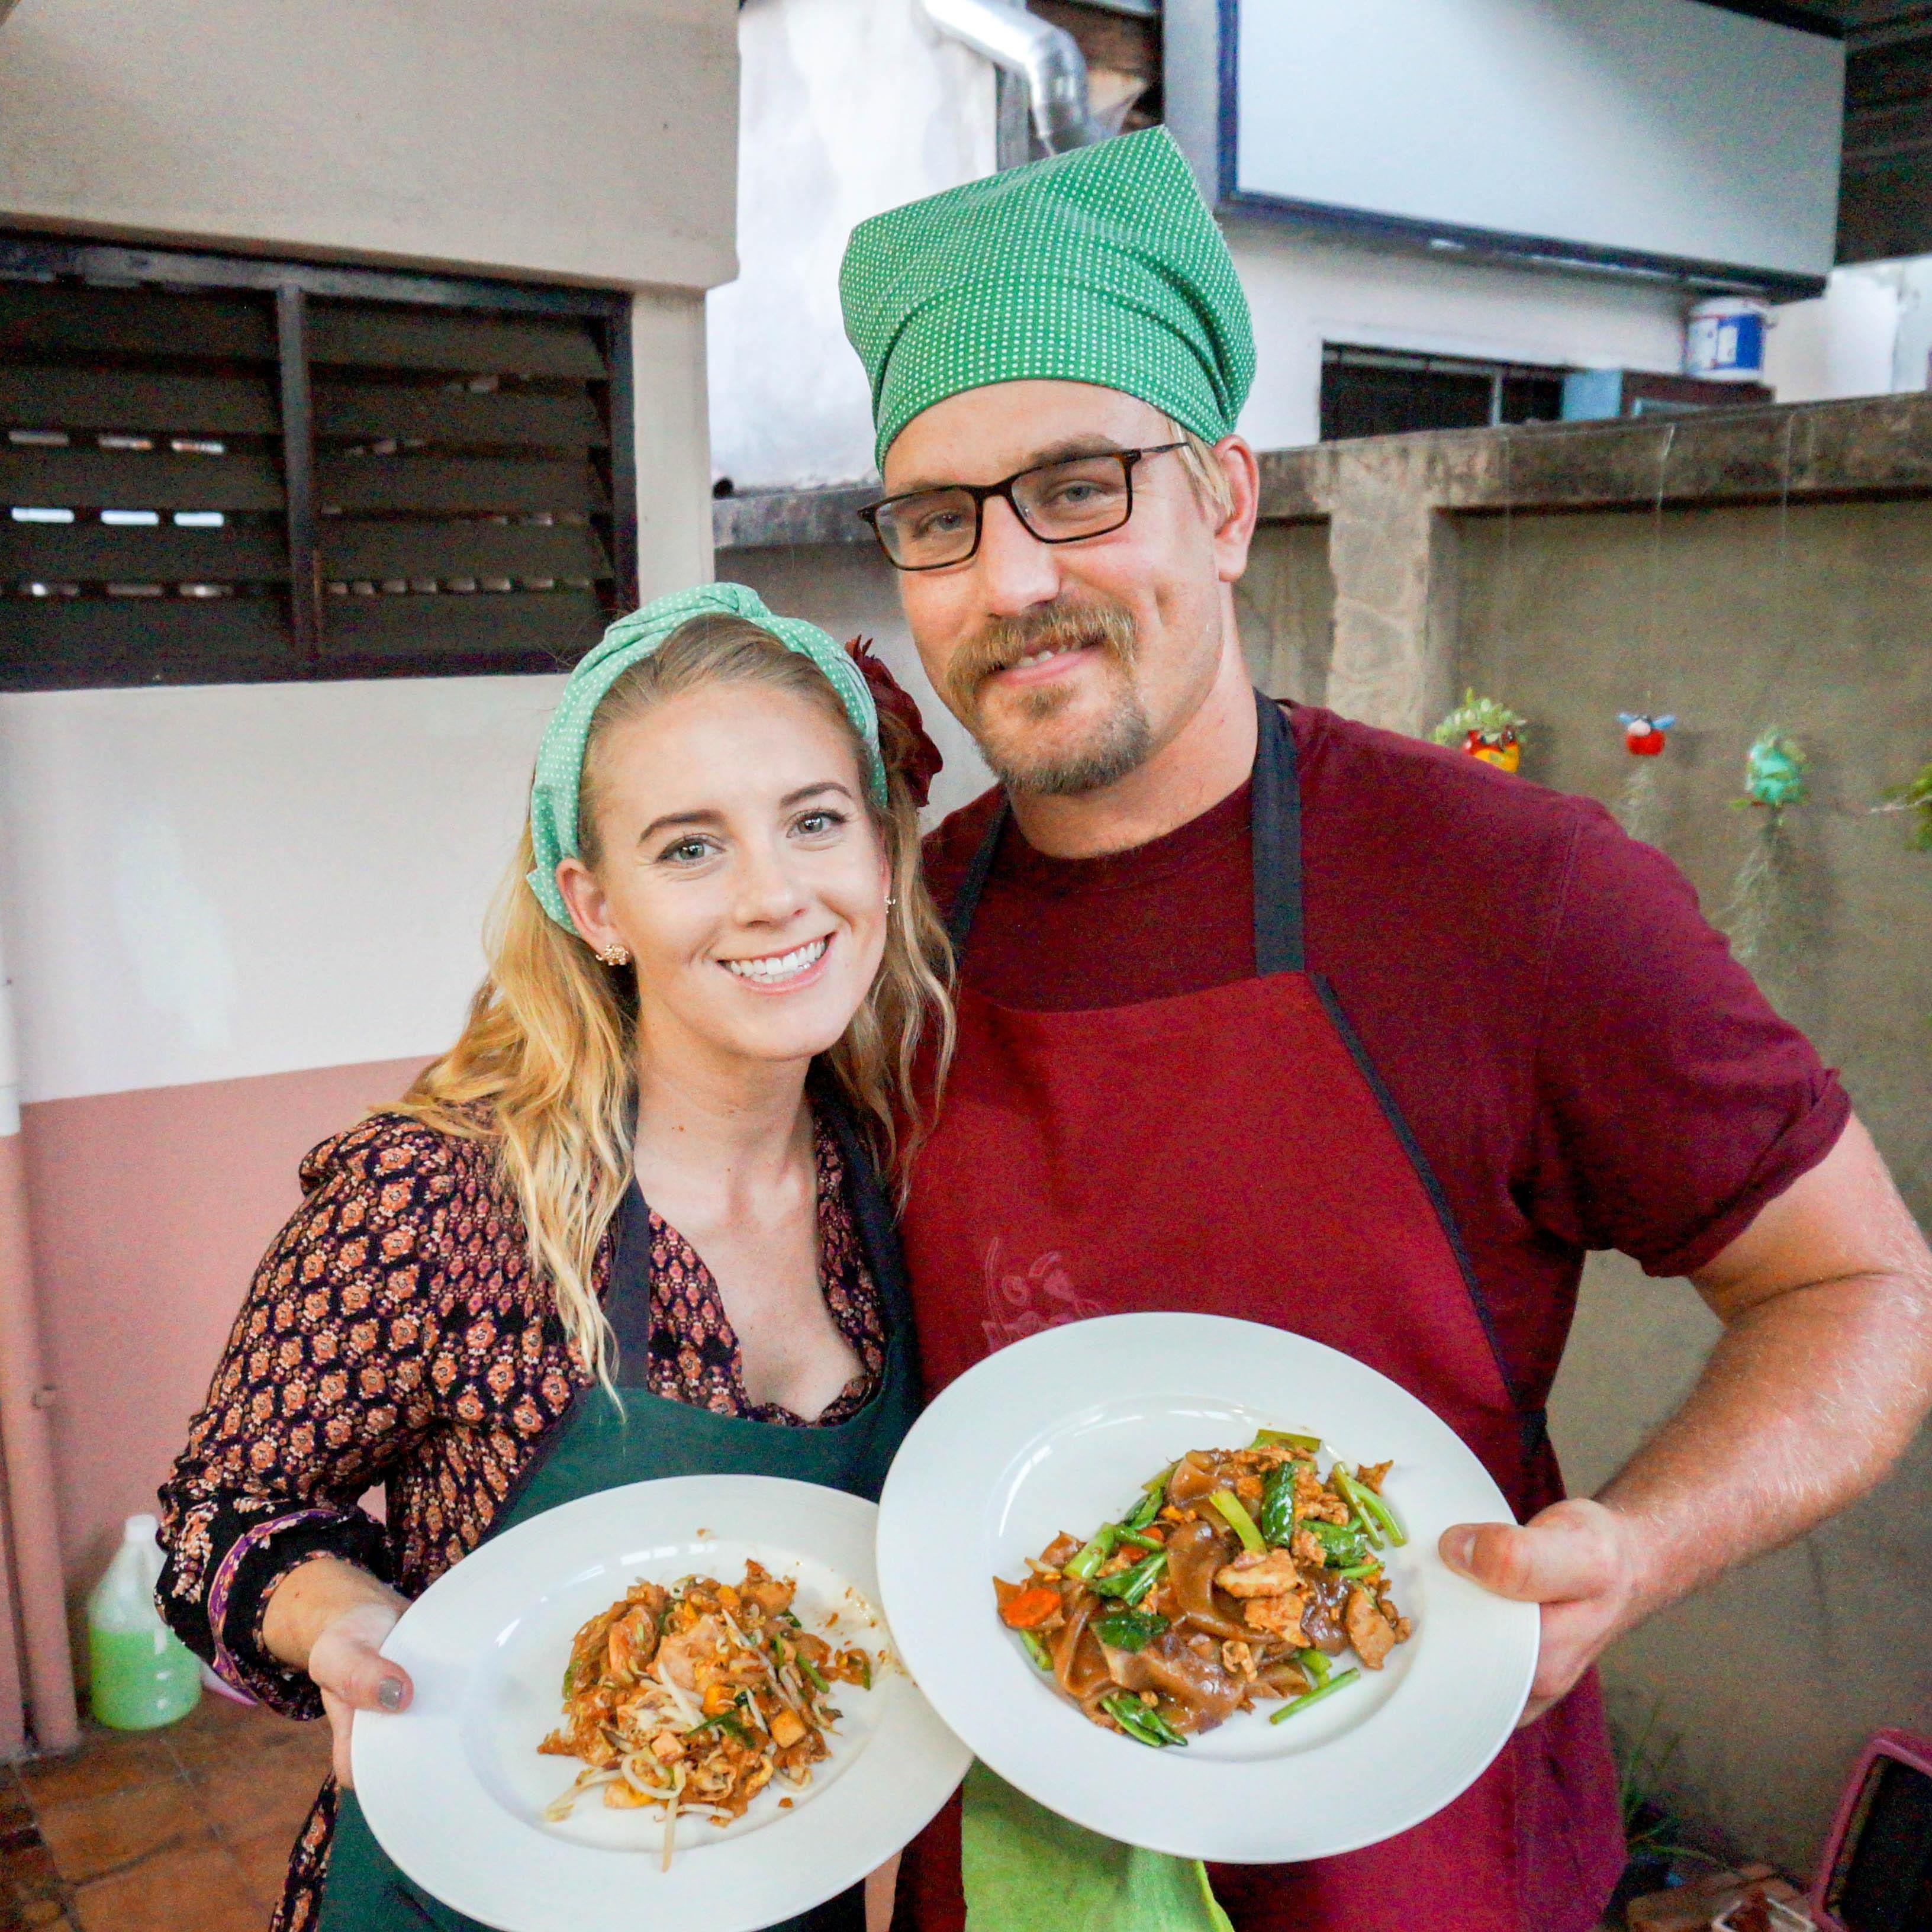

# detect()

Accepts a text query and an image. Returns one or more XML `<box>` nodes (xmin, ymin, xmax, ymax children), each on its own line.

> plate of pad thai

<box><xmin>351</xmin><ymin>1475</ymin><xmax>970</xmax><ymax>1932</ymax></box>
<box><xmin>877</xmin><ymin>1313</ymin><xmax>1538</xmax><ymax>1865</ymax></box>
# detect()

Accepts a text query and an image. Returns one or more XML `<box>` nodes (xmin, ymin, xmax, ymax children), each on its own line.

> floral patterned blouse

<box><xmin>156</xmin><ymin>1106</ymin><xmax>887</xmax><ymax>1931</ymax></box>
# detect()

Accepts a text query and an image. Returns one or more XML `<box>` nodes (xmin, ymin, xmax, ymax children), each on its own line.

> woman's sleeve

<box><xmin>156</xmin><ymin>1114</ymin><xmax>456</xmax><ymax>1717</ymax></box>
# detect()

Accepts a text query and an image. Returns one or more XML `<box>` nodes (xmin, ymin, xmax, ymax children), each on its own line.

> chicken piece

<box><xmin>1345</xmin><ymin>1586</ymin><xmax>1397</xmax><ymax>1669</ymax></box>
<box><xmin>1290</xmin><ymin>1527</ymin><xmax>1328</xmax><ymax>1568</ymax></box>
<box><xmin>738</xmin><ymin>1563</ymin><xmax>797</xmax><ymax>1618</ymax></box>
<box><xmin>1356</xmin><ymin>1460</ymin><xmax>1393</xmax><ymax>1495</ymax></box>
<box><xmin>606</xmin><ymin>1601</ymin><xmax>661</xmax><ymax>1682</ymax></box>
<box><xmin>656</xmin><ymin>1614</ymin><xmax>724</xmax><ymax>1692</ymax></box>
<box><xmin>1215</xmin><ymin>1547</ymin><xmax>1300</xmax><ymax>1599</ymax></box>
<box><xmin>1294</xmin><ymin>1469</ymin><xmax>1351</xmax><ymax>1525</ymax></box>
<box><xmin>1242</xmin><ymin>1590</ymin><xmax>1309</xmax><ymax>1644</ymax></box>
<box><xmin>1221</xmin><ymin>1639</ymin><xmax>1258</xmax><ymax>1680</ymax></box>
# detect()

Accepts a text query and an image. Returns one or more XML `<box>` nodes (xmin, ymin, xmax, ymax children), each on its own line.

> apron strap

<box><xmin>1251</xmin><ymin>691</ymin><xmax>1305</xmax><ymax>977</ymax></box>
<box><xmin>943</xmin><ymin>690</ymin><xmax>1304</xmax><ymax>974</ymax></box>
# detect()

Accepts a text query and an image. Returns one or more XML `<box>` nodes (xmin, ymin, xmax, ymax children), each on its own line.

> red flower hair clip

<box><xmin>848</xmin><ymin>637</ymin><xmax>945</xmax><ymax>808</ymax></box>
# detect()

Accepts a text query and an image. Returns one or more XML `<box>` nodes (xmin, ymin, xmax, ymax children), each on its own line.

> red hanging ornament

<box><xmin>1619</xmin><ymin>711</ymin><xmax>1675</xmax><ymax>758</ymax></box>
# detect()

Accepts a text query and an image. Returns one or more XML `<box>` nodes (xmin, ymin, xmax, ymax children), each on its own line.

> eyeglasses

<box><xmin>858</xmin><ymin>443</ymin><xmax>1187</xmax><ymax>571</ymax></box>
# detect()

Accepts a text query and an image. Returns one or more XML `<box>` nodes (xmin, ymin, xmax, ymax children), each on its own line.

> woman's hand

<box><xmin>262</xmin><ymin>1554</ymin><xmax>414</xmax><ymax>1786</ymax></box>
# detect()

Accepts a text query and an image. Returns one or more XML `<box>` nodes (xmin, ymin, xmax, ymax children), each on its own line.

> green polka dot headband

<box><xmin>526</xmin><ymin>582</ymin><xmax>886</xmax><ymax>931</ymax></box>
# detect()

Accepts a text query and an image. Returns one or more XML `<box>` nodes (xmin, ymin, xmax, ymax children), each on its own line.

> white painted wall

<box><xmin>1228</xmin><ymin>217</ymin><xmax>1693</xmax><ymax>451</ymax></box>
<box><xmin>0</xmin><ymin>0</ymin><xmax>738</xmax><ymax>294</ymax></box>
<box><xmin>1767</xmin><ymin>258</ymin><xmax>1932</xmax><ymax>403</ymax></box>
<box><xmin>0</xmin><ymin>677</ymin><xmax>563</xmax><ymax>1104</ymax></box>
<box><xmin>706</xmin><ymin>0</ymin><xmax>998</xmax><ymax>490</ymax></box>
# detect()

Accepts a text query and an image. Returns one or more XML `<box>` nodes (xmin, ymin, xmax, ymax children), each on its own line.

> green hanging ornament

<box><xmin>1431</xmin><ymin>690</ymin><xmax>1527</xmax><ymax>773</ymax></box>
<box><xmin>1876</xmin><ymin>759</ymin><xmax>1932</xmax><ymax>852</ymax></box>
<box><xmin>1724</xmin><ymin>730</ymin><xmax>1808</xmax><ymax>969</ymax></box>
<box><xmin>1734</xmin><ymin>730</ymin><xmax>1808</xmax><ymax>813</ymax></box>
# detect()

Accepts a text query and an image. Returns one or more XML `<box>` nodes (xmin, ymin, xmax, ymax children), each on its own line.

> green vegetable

<box><xmin>685</xmin><ymin>1709</ymin><xmax>755</xmax><ymax>1745</ymax></box>
<box><xmin>1118</xmin><ymin>1529</ymin><xmax>1165</xmax><ymax>1554</ymax></box>
<box><xmin>1258</xmin><ymin>1464</ymin><xmax>1298</xmax><ymax>1546</ymax></box>
<box><xmin>1087</xmin><ymin>1550</ymin><xmax>1167</xmax><ymax>1606</ymax></box>
<box><xmin>1019</xmin><ymin>1630</ymin><xmax>1053</xmax><ymax>1671</ymax></box>
<box><xmin>1209</xmin><ymin>1489</ymin><xmax>1266</xmax><ymax>1553</ymax></box>
<box><xmin>1304</xmin><ymin>1519</ymin><xmax>1369</xmax><ymax>1569</ymax></box>
<box><xmin>1296</xmin><ymin>1647</ymin><xmax>1331</xmax><ymax>1688</ymax></box>
<box><xmin>1065</xmin><ymin>1524</ymin><xmax>1122</xmax><ymax>1580</ymax></box>
<box><xmin>1350</xmin><ymin>1474</ymin><xmax>1407</xmax><ymax>1548</ymax></box>
<box><xmin>1251</xmin><ymin>1428</ymin><xmax>1322</xmax><ymax>1454</ymax></box>
<box><xmin>853</xmin><ymin>1650</ymin><xmax>872</xmax><ymax>1691</ymax></box>
<box><xmin>1269</xmin><ymin>1667</ymin><xmax>1361</xmax><ymax>1724</ymax></box>
<box><xmin>1329</xmin><ymin>1466</ymin><xmax>1384</xmax><ymax>1550</ymax></box>
<box><xmin>561</xmin><ymin>1659</ymin><xmax>578</xmax><ymax>1699</ymax></box>
<box><xmin>1334</xmin><ymin>1560</ymin><xmax>1382</xmax><ymax>1580</ymax></box>
<box><xmin>1102</xmin><ymin>1693</ymin><xmax>1189</xmax><ymax>1749</ymax></box>
<box><xmin>1123</xmin><ymin>1468</ymin><xmax>1172</xmax><ymax>1533</ymax></box>
<box><xmin>797</xmin><ymin>1654</ymin><xmax>831</xmax><ymax>1695</ymax></box>
<box><xmin>1093</xmin><ymin>1611</ymin><xmax>1169</xmax><ymax>1652</ymax></box>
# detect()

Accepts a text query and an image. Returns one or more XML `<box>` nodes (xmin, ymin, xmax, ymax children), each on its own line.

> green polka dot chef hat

<box><xmin>526</xmin><ymin>582</ymin><xmax>884</xmax><ymax>931</ymax></box>
<box><xmin>840</xmin><ymin>126</ymin><xmax>1255</xmax><ymax>468</ymax></box>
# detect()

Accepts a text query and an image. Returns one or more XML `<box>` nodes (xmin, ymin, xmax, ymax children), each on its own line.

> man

<box><xmin>840</xmin><ymin>129</ymin><xmax>1932</xmax><ymax>1931</ymax></box>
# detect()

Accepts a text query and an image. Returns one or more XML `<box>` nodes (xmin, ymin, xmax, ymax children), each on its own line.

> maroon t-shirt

<box><xmin>901</xmin><ymin>704</ymin><xmax>1844</xmax><ymax>1932</ymax></box>
<box><xmin>921</xmin><ymin>702</ymin><xmax>1846</xmax><ymax>1419</ymax></box>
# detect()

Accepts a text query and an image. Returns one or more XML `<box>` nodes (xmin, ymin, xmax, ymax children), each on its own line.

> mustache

<box><xmin>943</xmin><ymin>598</ymin><xmax>1139</xmax><ymax>713</ymax></box>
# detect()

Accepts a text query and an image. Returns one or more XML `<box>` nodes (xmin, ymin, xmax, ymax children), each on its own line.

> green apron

<box><xmin>320</xmin><ymin>1093</ymin><xmax>921</xmax><ymax>1932</ymax></box>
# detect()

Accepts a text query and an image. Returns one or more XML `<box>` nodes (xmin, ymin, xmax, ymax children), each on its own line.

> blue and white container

<box><xmin>1685</xmin><ymin>297</ymin><xmax>1770</xmax><ymax>383</ymax></box>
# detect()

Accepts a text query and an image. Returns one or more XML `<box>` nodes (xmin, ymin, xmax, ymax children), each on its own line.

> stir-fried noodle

<box><xmin>541</xmin><ymin>1561</ymin><xmax>872</xmax><ymax>1867</ymax></box>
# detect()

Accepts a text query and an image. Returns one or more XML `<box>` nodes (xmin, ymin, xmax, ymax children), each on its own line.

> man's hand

<box><xmin>1440</xmin><ymin>1498</ymin><xmax>1638</xmax><ymax>1724</ymax></box>
<box><xmin>1442</xmin><ymin>1116</ymin><xmax>1932</xmax><ymax>1727</ymax></box>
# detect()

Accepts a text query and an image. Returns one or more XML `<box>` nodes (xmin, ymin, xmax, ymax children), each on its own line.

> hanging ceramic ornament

<box><xmin>1431</xmin><ymin>690</ymin><xmax>1527</xmax><ymax>773</ymax></box>
<box><xmin>1722</xmin><ymin>730</ymin><xmax>1808</xmax><ymax>967</ymax></box>
<box><xmin>1875</xmin><ymin>758</ymin><xmax>1932</xmax><ymax>852</ymax></box>
<box><xmin>1614</xmin><ymin>711</ymin><xmax>1676</xmax><ymax>846</ymax></box>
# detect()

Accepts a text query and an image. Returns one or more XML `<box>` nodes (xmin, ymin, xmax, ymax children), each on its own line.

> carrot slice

<box><xmin>999</xmin><ymin>1586</ymin><xmax>1063</xmax><ymax>1630</ymax></box>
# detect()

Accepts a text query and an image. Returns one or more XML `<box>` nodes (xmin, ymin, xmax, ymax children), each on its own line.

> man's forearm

<box><xmin>1595</xmin><ymin>1266</ymin><xmax>1932</xmax><ymax>1635</ymax></box>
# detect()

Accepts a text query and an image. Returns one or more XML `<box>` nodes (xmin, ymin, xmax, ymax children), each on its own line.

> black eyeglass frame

<box><xmin>856</xmin><ymin>442</ymin><xmax>1189</xmax><ymax>571</ymax></box>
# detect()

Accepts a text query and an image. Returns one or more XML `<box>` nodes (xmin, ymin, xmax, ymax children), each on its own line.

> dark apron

<box><xmin>321</xmin><ymin>1093</ymin><xmax>922</xmax><ymax>1932</ymax></box>
<box><xmin>898</xmin><ymin>694</ymin><xmax>1626</xmax><ymax>1932</ymax></box>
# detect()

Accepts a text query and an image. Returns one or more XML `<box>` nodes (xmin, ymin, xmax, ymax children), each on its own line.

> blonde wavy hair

<box><xmin>394</xmin><ymin>616</ymin><xmax>954</xmax><ymax>1387</ymax></box>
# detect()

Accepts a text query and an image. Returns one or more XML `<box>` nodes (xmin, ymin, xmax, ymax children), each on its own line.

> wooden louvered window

<box><xmin>0</xmin><ymin>236</ymin><xmax>634</xmax><ymax>690</ymax></box>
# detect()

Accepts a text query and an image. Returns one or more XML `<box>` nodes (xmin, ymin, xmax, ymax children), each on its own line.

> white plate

<box><xmin>876</xmin><ymin>1314</ymin><xmax>1538</xmax><ymax>1865</ymax></box>
<box><xmin>353</xmin><ymin>1474</ymin><xmax>971</xmax><ymax>1932</ymax></box>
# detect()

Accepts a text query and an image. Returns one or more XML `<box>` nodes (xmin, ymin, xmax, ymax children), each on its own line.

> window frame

<box><xmin>0</xmin><ymin>230</ymin><xmax>637</xmax><ymax>688</ymax></box>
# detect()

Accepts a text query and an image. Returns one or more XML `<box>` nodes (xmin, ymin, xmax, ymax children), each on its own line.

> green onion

<box><xmin>1351</xmin><ymin>1476</ymin><xmax>1408</xmax><ymax>1548</ymax></box>
<box><xmin>1019</xmin><ymin>1630</ymin><xmax>1053</xmax><ymax>1671</ymax></box>
<box><xmin>1330</xmin><ymin>1466</ymin><xmax>1384</xmax><ymax>1550</ymax></box>
<box><xmin>1209</xmin><ymin>1489</ymin><xmax>1266</xmax><ymax>1553</ymax></box>
<box><xmin>561</xmin><ymin>1659</ymin><xmax>578</xmax><ymax>1699</ymax></box>
<box><xmin>797</xmin><ymin>1655</ymin><xmax>830</xmax><ymax>1695</ymax></box>
<box><xmin>1123</xmin><ymin>1468</ymin><xmax>1173</xmax><ymax>1533</ymax></box>
<box><xmin>1251</xmin><ymin>1428</ymin><xmax>1322</xmax><ymax>1454</ymax></box>
<box><xmin>1087</xmin><ymin>1550</ymin><xmax>1167</xmax><ymax>1606</ymax></box>
<box><xmin>1118</xmin><ymin>1529</ymin><xmax>1165</xmax><ymax>1554</ymax></box>
<box><xmin>1296</xmin><ymin>1647</ymin><xmax>1332</xmax><ymax>1688</ymax></box>
<box><xmin>1064</xmin><ymin>1525</ymin><xmax>1122</xmax><ymax>1580</ymax></box>
<box><xmin>1270</xmin><ymin>1667</ymin><xmax>1361</xmax><ymax>1723</ymax></box>
<box><xmin>1334</xmin><ymin>1560</ymin><xmax>1382</xmax><ymax>1580</ymax></box>
<box><xmin>854</xmin><ymin>1650</ymin><xmax>872</xmax><ymax>1691</ymax></box>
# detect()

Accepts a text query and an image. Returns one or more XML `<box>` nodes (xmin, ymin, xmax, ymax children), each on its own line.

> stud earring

<box><xmin>597</xmin><ymin>943</ymin><xmax>630</xmax><ymax>967</ymax></box>
<box><xmin>885</xmin><ymin>893</ymin><xmax>897</xmax><ymax>909</ymax></box>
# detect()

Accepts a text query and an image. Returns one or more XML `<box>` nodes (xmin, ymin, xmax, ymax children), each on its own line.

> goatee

<box><xmin>948</xmin><ymin>598</ymin><xmax>1152</xmax><ymax>797</ymax></box>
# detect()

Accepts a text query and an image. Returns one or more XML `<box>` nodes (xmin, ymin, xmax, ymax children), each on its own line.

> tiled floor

<box><xmin>1</xmin><ymin>1692</ymin><xmax>328</xmax><ymax>1932</ymax></box>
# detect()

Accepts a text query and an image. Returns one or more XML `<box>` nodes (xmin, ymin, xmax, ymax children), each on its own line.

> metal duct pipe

<box><xmin>920</xmin><ymin>0</ymin><xmax>1102</xmax><ymax>154</ymax></box>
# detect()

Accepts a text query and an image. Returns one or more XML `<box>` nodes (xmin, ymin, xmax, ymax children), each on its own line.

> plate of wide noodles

<box><xmin>875</xmin><ymin>1313</ymin><xmax>1539</xmax><ymax>1864</ymax></box>
<box><xmin>352</xmin><ymin>1474</ymin><xmax>970</xmax><ymax>1932</ymax></box>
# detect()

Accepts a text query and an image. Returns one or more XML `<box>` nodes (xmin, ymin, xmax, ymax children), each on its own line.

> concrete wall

<box><xmin>706</xmin><ymin>0</ymin><xmax>997</xmax><ymax>491</ymax></box>
<box><xmin>1455</xmin><ymin>497</ymin><xmax>1932</xmax><ymax>1877</ymax></box>
<box><xmin>0</xmin><ymin>0</ymin><xmax>739</xmax><ymax>291</ymax></box>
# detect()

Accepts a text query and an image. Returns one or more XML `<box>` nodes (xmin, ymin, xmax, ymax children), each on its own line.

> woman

<box><xmin>157</xmin><ymin>582</ymin><xmax>952</xmax><ymax>1932</ymax></box>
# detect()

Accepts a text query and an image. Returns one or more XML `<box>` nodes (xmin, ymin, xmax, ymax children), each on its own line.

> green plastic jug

<box><xmin>87</xmin><ymin>1513</ymin><xmax>201</xmax><ymax>1730</ymax></box>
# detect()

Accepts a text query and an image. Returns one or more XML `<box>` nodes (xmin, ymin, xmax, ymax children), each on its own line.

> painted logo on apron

<box><xmin>981</xmin><ymin>1235</ymin><xmax>1107</xmax><ymax>1351</ymax></box>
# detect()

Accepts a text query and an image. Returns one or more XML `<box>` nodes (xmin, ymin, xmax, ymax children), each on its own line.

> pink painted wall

<box><xmin>21</xmin><ymin>1056</ymin><xmax>431</xmax><ymax>1604</ymax></box>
